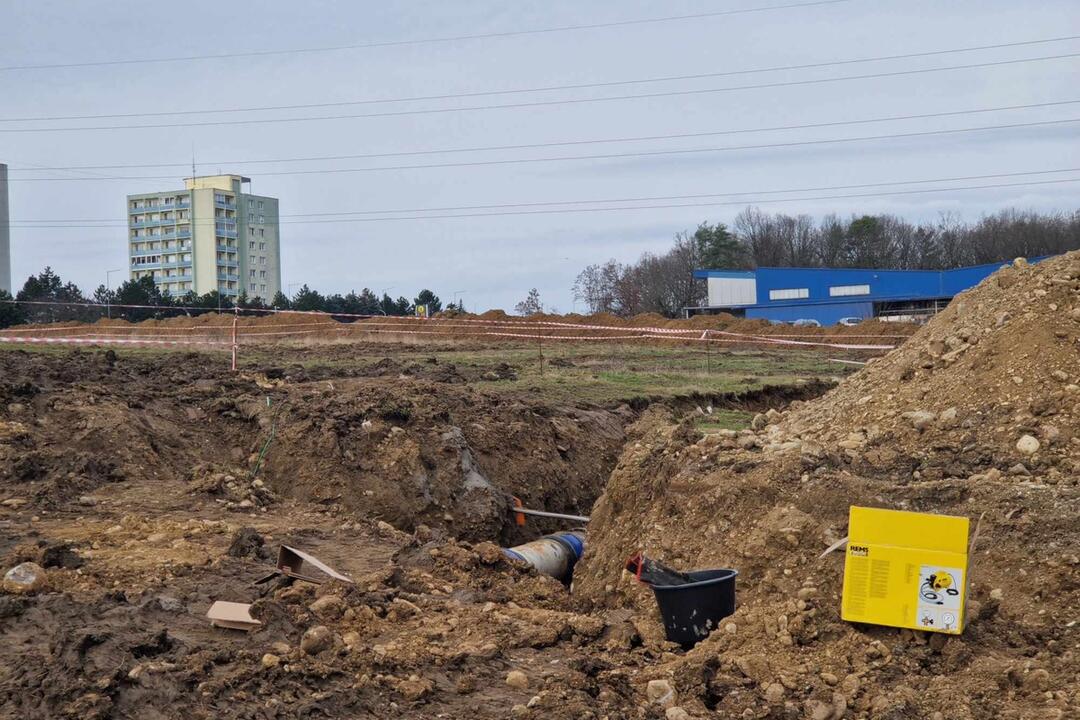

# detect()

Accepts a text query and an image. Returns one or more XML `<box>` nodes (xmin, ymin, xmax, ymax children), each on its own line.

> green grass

<box><xmin>0</xmin><ymin>339</ymin><xmax>854</xmax><ymax>406</ymax></box>
<box><xmin>694</xmin><ymin>409</ymin><xmax>754</xmax><ymax>431</ymax></box>
<box><xmin>456</xmin><ymin>343</ymin><xmax>847</xmax><ymax>405</ymax></box>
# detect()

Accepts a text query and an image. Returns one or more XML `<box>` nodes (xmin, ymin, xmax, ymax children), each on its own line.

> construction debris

<box><xmin>270</xmin><ymin>545</ymin><xmax>354</xmax><ymax>585</ymax></box>
<box><xmin>205</xmin><ymin>600</ymin><xmax>261</xmax><ymax>630</ymax></box>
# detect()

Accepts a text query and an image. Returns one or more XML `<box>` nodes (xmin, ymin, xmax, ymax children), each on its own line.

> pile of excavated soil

<box><xmin>777</xmin><ymin>253</ymin><xmax>1079</xmax><ymax>477</ymax></box>
<box><xmin>575</xmin><ymin>252</ymin><xmax>1079</xmax><ymax>719</ymax></box>
<box><xmin>9</xmin><ymin>306</ymin><xmax>916</xmax><ymax>346</ymax></box>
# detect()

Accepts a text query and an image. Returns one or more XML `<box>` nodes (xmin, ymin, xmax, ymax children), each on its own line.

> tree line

<box><xmin>573</xmin><ymin>207</ymin><xmax>1080</xmax><ymax>317</ymax></box>
<box><xmin>0</xmin><ymin>269</ymin><xmax>451</xmax><ymax>328</ymax></box>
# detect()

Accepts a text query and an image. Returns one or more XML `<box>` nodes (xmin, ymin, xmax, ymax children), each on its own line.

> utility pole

<box><xmin>379</xmin><ymin>286</ymin><xmax>395</xmax><ymax>315</ymax></box>
<box><xmin>105</xmin><ymin>268</ymin><xmax>123</xmax><ymax>320</ymax></box>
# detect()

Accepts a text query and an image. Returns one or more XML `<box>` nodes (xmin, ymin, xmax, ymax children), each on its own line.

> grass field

<box><xmin>0</xmin><ymin>338</ymin><xmax>858</xmax><ymax>407</ymax></box>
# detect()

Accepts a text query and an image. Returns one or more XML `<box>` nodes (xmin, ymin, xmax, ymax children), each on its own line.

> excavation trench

<box><xmin>0</xmin><ymin>350</ymin><xmax>834</xmax><ymax>550</ymax></box>
<box><xmin>247</xmin><ymin>378</ymin><xmax>837</xmax><ymax>546</ymax></box>
<box><xmin>0</xmin><ymin>347</ymin><xmax>843</xmax><ymax>720</ymax></box>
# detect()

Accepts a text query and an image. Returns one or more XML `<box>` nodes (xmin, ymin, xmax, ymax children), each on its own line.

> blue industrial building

<box><xmin>689</xmin><ymin>259</ymin><xmax>1036</xmax><ymax>325</ymax></box>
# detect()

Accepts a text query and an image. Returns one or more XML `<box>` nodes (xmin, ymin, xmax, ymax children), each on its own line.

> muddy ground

<box><xmin>0</xmin><ymin>343</ymin><xmax>831</xmax><ymax>719</ymax></box>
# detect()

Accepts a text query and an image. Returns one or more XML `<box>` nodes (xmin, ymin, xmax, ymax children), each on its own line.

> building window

<box><xmin>250</xmin><ymin>283</ymin><xmax>257</xmax><ymax>292</ymax></box>
<box><xmin>249</xmin><ymin>270</ymin><xmax>256</xmax><ymax>278</ymax></box>
<box><xmin>258</xmin><ymin>201</ymin><xmax>264</xmax><ymax>210</ymax></box>
<box><xmin>260</xmin><ymin>284</ymin><xmax>266</xmax><ymax>293</ymax></box>
<box><xmin>258</xmin><ymin>215</ymin><xmax>265</xmax><ymax>224</ymax></box>
<box><xmin>829</xmin><ymin>284</ymin><xmax>871</xmax><ymax>297</ymax></box>
<box><xmin>260</xmin><ymin>270</ymin><xmax>266</xmax><ymax>279</ymax></box>
<box><xmin>249</xmin><ymin>241</ymin><xmax>256</xmax><ymax>250</ymax></box>
<box><xmin>249</xmin><ymin>227</ymin><xmax>255</xmax><ymax>236</ymax></box>
<box><xmin>258</xmin><ymin>228</ymin><xmax>264</xmax><ymax>237</ymax></box>
<box><xmin>258</xmin><ymin>241</ymin><xmax>265</xmax><ymax>250</ymax></box>
<box><xmin>259</xmin><ymin>256</ymin><xmax>265</xmax><ymax>265</ymax></box>
<box><xmin>769</xmin><ymin>288</ymin><xmax>809</xmax><ymax>301</ymax></box>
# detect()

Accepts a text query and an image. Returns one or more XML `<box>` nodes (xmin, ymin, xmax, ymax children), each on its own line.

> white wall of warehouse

<box><xmin>707</xmin><ymin>277</ymin><xmax>756</xmax><ymax>307</ymax></box>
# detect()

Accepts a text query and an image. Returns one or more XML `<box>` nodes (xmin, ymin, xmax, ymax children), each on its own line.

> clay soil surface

<box><xmin>0</xmin><ymin>339</ymin><xmax>845</xmax><ymax>719</ymax></box>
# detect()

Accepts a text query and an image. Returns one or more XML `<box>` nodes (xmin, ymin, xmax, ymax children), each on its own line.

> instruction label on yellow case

<box><xmin>841</xmin><ymin>506</ymin><xmax>970</xmax><ymax>634</ymax></box>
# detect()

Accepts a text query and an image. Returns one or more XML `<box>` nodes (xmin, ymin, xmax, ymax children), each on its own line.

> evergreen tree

<box><xmin>16</xmin><ymin>267</ymin><xmax>88</xmax><ymax>323</ymax></box>
<box><xmin>292</xmin><ymin>284</ymin><xmax>325</xmax><ymax>312</ymax></box>
<box><xmin>0</xmin><ymin>290</ymin><xmax>23</xmax><ymax>328</ymax></box>
<box><xmin>355</xmin><ymin>288</ymin><xmax>380</xmax><ymax>315</ymax></box>
<box><xmin>694</xmin><ymin>222</ymin><xmax>748</xmax><ymax>269</ymax></box>
<box><xmin>413</xmin><ymin>289</ymin><xmax>442</xmax><ymax>313</ymax></box>
<box><xmin>114</xmin><ymin>275</ymin><xmax>170</xmax><ymax>321</ymax></box>
<box><xmin>270</xmin><ymin>291</ymin><xmax>291</xmax><ymax>310</ymax></box>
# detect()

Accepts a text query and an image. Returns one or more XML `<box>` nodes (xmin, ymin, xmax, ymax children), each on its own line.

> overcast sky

<box><xmin>2</xmin><ymin>0</ymin><xmax>1078</xmax><ymax>311</ymax></box>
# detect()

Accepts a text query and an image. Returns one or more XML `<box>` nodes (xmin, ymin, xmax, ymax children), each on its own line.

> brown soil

<box><xmin>0</xmin><ymin>345</ymin><xmax>642</xmax><ymax>719</ymax></box>
<box><xmin>8</xmin><ymin>306</ymin><xmax>916</xmax><ymax>348</ymax></box>
<box><xmin>576</xmin><ymin>252</ymin><xmax>1080</xmax><ymax>718</ymax></box>
<box><xmin>0</xmin><ymin>253</ymin><xmax>1072</xmax><ymax>719</ymax></box>
<box><xmin>0</xmin><ymin>348</ymin><xmax>626</xmax><ymax>544</ymax></box>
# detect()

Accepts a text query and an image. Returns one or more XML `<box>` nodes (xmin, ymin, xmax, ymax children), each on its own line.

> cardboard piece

<box><xmin>207</xmin><ymin>600</ymin><xmax>261</xmax><ymax>630</ymax></box>
<box><xmin>841</xmin><ymin>506</ymin><xmax>970</xmax><ymax>635</ymax></box>
<box><xmin>275</xmin><ymin>545</ymin><xmax>353</xmax><ymax>585</ymax></box>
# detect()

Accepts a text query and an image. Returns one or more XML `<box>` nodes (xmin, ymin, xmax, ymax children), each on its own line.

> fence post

<box><xmin>231</xmin><ymin>309</ymin><xmax>238</xmax><ymax>372</ymax></box>
<box><xmin>705</xmin><ymin>329</ymin><xmax>711</xmax><ymax>374</ymax></box>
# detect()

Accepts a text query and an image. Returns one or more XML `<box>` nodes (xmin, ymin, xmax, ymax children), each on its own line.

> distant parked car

<box><xmin>792</xmin><ymin>318</ymin><xmax>821</xmax><ymax>328</ymax></box>
<box><xmin>837</xmin><ymin>317</ymin><xmax>862</xmax><ymax>326</ymax></box>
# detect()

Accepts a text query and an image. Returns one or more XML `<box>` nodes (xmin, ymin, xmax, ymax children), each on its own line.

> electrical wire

<box><xmin>7</xmin><ymin>177</ymin><xmax>1079</xmax><ymax>230</ymax></box>
<box><xmin>11</xmin><ymin>167</ymin><xmax>1080</xmax><ymax>227</ymax></box>
<box><xmin>3</xmin><ymin>35</ymin><xmax>1077</xmax><ymax>123</ymax></box>
<box><xmin>8</xmin><ymin>98</ymin><xmax>1077</xmax><ymax>173</ymax></box>
<box><xmin>3</xmin><ymin>52</ymin><xmax>1078</xmax><ymax>133</ymax></box>
<box><xmin>0</xmin><ymin>0</ymin><xmax>856</xmax><ymax>72</ymax></box>
<box><xmin>8</xmin><ymin>117</ymin><xmax>1079</xmax><ymax>181</ymax></box>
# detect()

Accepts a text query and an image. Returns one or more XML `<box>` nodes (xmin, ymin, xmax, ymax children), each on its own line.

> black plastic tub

<box><xmin>650</xmin><ymin>568</ymin><xmax>738</xmax><ymax>647</ymax></box>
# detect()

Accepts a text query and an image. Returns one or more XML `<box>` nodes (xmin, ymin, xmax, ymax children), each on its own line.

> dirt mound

<box><xmin>777</xmin><ymin>253</ymin><xmax>1079</xmax><ymax>475</ymax></box>
<box><xmin>574</xmin><ymin>252</ymin><xmax>1080</xmax><ymax>718</ymax></box>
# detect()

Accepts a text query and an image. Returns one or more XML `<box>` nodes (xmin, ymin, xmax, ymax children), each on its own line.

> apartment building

<box><xmin>127</xmin><ymin>174</ymin><xmax>281</xmax><ymax>300</ymax></box>
<box><xmin>0</xmin><ymin>163</ymin><xmax>10</xmax><ymax>294</ymax></box>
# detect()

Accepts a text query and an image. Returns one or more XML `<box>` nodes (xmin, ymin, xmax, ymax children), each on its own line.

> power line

<box><xmin>3</xmin><ymin>52</ymin><xmax>1078</xmax><ymax>133</ymax></box>
<box><xmin>8</xmin><ymin>98</ymin><xmax>1078</xmax><ymax>173</ymax></box>
<box><xmin>0</xmin><ymin>0</ymin><xmax>855</xmax><ymax>72</ymax></box>
<box><xmin>8</xmin><ymin>118</ymin><xmax>1079</xmax><ymax>181</ymax></box>
<box><xmin>4</xmin><ymin>35</ymin><xmax>1077</xmax><ymax>123</ymax></box>
<box><xmin>10</xmin><ymin>178</ymin><xmax>1080</xmax><ymax>229</ymax></box>
<box><xmin>151</xmin><ymin>178</ymin><xmax>1080</xmax><ymax>222</ymax></box>
<box><xmin>11</xmin><ymin>168</ymin><xmax>1080</xmax><ymax>227</ymax></box>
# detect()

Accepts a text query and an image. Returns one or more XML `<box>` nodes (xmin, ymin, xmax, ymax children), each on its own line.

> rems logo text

<box><xmin>848</xmin><ymin>545</ymin><xmax>869</xmax><ymax>556</ymax></box>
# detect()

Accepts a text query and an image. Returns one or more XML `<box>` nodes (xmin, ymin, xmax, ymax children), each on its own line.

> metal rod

<box><xmin>514</xmin><ymin>507</ymin><xmax>590</xmax><ymax>523</ymax></box>
<box><xmin>231</xmin><ymin>311</ymin><xmax>238</xmax><ymax>371</ymax></box>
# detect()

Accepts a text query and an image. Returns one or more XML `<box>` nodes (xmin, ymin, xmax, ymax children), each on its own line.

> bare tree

<box><xmin>514</xmin><ymin>288</ymin><xmax>543</xmax><ymax>316</ymax></box>
<box><xmin>573</xmin><ymin>206</ymin><xmax>1080</xmax><ymax>318</ymax></box>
